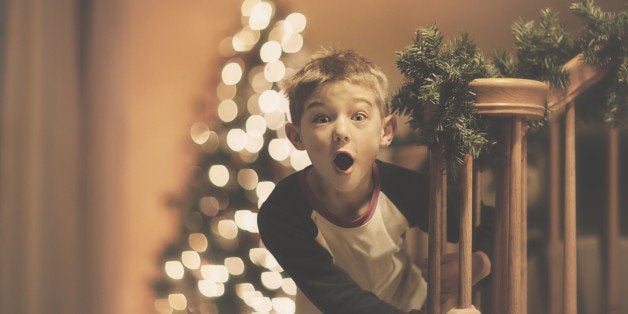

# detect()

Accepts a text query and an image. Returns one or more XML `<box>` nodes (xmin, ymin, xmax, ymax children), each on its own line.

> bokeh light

<box><xmin>260</xmin><ymin>40</ymin><xmax>282</xmax><ymax>62</ymax></box>
<box><xmin>261</xmin><ymin>271</ymin><xmax>283</xmax><ymax>290</ymax></box>
<box><xmin>290</xmin><ymin>150</ymin><xmax>311</xmax><ymax>171</ymax></box>
<box><xmin>258</xmin><ymin>89</ymin><xmax>281</xmax><ymax>113</ymax></box>
<box><xmin>188</xmin><ymin>233</ymin><xmax>208</xmax><ymax>252</ymax></box>
<box><xmin>248</xmin><ymin>1</ymin><xmax>273</xmax><ymax>30</ymax></box>
<box><xmin>189</xmin><ymin>122</ymin><xmax>211</xmax><ymax>145</ymax></box>
<box><xmin>234</xmin><ymin>209</ymin><xmax>259</xmax><ymax>233</ymax></box>
<box><xmin>273</xmin><ymin>297</ymin><xmax>296</xmax><ymax>314</ymax></box>
<box><xmin>281</xmin><ymin>33</ymin><xmax>304</xmax><ymax>53</ymax></box>
<box><xmin>217</xmin><ymin>219</ymin><xmax>239</xmax><ymax>239</ymax></box>
<box><xmin>256</xmin><ymin>181</ymin><xmax>276</xmax><ymax>207</ymax></box>
<box><xmin>237</xmin><ymin>168</ymin><xmax>259</xmax><ymax>190</ymax></box>
<box><xmin>208</xmin><ymin>165</ymin><xmax>230</xmax><ymax>187</ymax></box>
<box><xmin>225</xmin><ymin>257</ymin><xmax>246</xmax><ymax>276</ymax></box>
<box><xmin>245</xmin><ymin>115</ymin><xmax>267</xmax><ymax>137</ymax></box>
<box><xmin>168</xmin><ymin>294</ymin><xmax>187</xmax><ymax>311</ymax></box>
<box><xmin>226</xmin><ymin>128</ymin><xmax>247</xmax><ymax>152</ymax></box>
<box><xmin>221</xmin><ymin>62</ymin><xmax>244</xmax><ymax>85</ymax></box>
<box><xmin>218</xmin><ymin>99</ymin><xmax>238</xmax><ymax>123</ymax></box>
<box><xmin>285</xmin><ymin>13</ymin><xmax>306</xmax><ymax>32</ymax></box>
<box><xmin>165</xmin><ymin>261</ymin><xmax>185</xmax><ymax>280</ymax></box>
<box><xmin>198</xmin><ymin>280</ymin><xmax>225</xmax><ymax>298</ymax></box>
<box><xmin>201</xmin><ymin>264</ymin><xmax>230</xmax><ymax>283</ymax></box>
<box><xmin>181</xmin><ymin>250</ymin><xmax>201</xmax><ymax>269</ymax></box>
<box><xmin>264</xmin><ymin>60</ymin><xmax>286</xmax><ymax>82</ymax></box>
<box><xmin>268</xmin><ymin>138</ymin><xmax>291</xmax><ymax>161</ymax></box>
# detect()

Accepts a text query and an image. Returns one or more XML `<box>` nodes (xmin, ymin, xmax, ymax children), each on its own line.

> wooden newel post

<box><xmin>471</xmin><ymin>78</ymin><xmax>549</xmax><ymax>314</ymax></box>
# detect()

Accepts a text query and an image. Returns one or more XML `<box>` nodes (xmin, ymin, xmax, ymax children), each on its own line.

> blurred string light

<box><xmin>160</xmin><ymin>1</ymin><xmax>310</xmax><ymax>313</ymax></box>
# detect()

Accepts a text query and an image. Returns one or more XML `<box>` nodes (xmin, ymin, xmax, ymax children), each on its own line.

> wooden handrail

<box><xmin>547</xmin><ymin>54</ymin><xmax>607</xmax><ymax>119</ymax></box>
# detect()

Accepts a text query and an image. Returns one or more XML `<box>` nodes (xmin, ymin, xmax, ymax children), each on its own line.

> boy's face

<box><xmin>285</xmin><ymin>80</ymin><xmax>396</xmax><ymax>193</ymax></box>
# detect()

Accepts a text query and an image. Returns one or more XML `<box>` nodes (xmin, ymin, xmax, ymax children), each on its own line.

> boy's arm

<box><xmin>258</xmin><ymin>204</ymin><xmax>422</xmax><ymax>314</ymax></box>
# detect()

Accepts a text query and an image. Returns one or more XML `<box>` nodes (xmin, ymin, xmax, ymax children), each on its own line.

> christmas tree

<box><xmin>152</xmin><ymin>1</ymin><xmax>310</xmax><ymax>313</ymax></box>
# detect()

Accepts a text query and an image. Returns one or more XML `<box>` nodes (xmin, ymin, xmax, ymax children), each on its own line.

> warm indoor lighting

<box><xmin>260</xmin><ymin>40</ymin><xmax>282</xmax><ymax>62</ymax></box>
<box><xmin>188</xmin><ymin>233</ymin><xmax>208</xmax><ymax>252</ymax></box>
<box><xmin>235</xmin><ymin>283</ymin><xmax>255</xmax><ymax>300</ymax></box>
<box><xmin>234</xmin><ymin>209</ymin><xmax>259</xmax><ymax>233</ymax></box>
<box><xmin>221</xmin><ymin>62</ymin><xmax>244</xmax><ymax>85</ymax></box>
<box><xmin>181</xmin><ymin>250</ymin><xmax>201</xmax><ymax>270</ymax></box>
<box><xmin>165</xmin><ymin>261</ymin><xmax>185</xmax><ymax>280</ymax></box>
<box><xmin>281</xmin><ymin>33</ymin><xmax>304</xmax><ymax>53</ymax></box>
<box><xmin>251</xmin><ymin>296</ymin><xmax>274</xmax><ymax>313</ymax></box>
<box><xmin>248</xmin><ymin>1</ymin><xmax>273</xmax><ymax>30</ymax></box>
<box><xmin>264</xmin><ymin>111</ymin><xmax>286</xmax><ymax>130</ymax></box>
<box><xmin>232</xmin><ymin>27</ymin><xmax>260</xmax><ymax>52</ymax></box>
<box><xmin>272</xmin><ymin>297</ymin><xmax>296</xmax><ymax>314</ymax></box>
<box><xmin>168</xmin><ymin>294</ymin><xmax>187</xmax><ymax>311</ymax></box>
<box><xmin>248</xmin><ymin>247</ymin><xmax>269</xmax><ymax>266</ymax></box>
<box><xmin>268</xmin><ymin>20</ymin><xmax>293</xmax><ymax>43</ymax></box>
<box><xmin>190</xmin><ymin>122</ymin><xmax>211</xmax><ymax>145</ymax></box>
<box><xmin>218</xmin><ymin>99</ymin><xmax>238</xmax><ymax>123</ymax></box>
<box><xmin>281</xmin><ymin>278</ymin><xmax>297</xmax><ymax>296</ymax></box>
<box><xmin>216</xmin><ymin>82</ymin><xmax>237</xmax><ymax>100</ymax></box>
<box><xmin>244</xmin><ymin>133</ymin><xmax>264</xmax><ymax>153</ymax></box>
<box><xmin>258</xmin><ymin>89</ymin><xmax>281</xmax><ymax>113</ymax></box>
<box><xmin>245</xmin><ymin>115</ymin><xmax>267</xmax><ymax>137</ymax></box>
<box><xmin>285</xmin><ymin>13</ymin><xmax>306</xmax><ymax>33</ymax></box>
<box><xmin>290</xmin><ymin>149</ymin><xmax>311</xmax><ymax>171</ymax></box>
<box><xmin>201</xmin><ymin>264</ymin><xmax>230</xmax><ymax>283</ymax></box>
<box><xmin>240</xmin><ymin>0</ymin><xmax>260</xmax><ymax>16</ymax></box>
<box><xmin>208</xmin><ymin>165</ymin><xmax>230</xmax><ymax>187</ymax></box>
<box><xmin>154</xmin><ymin>298</ymin><xmax>173</xmax><ymax>314</ymax></box>
<box><xmin>264</xmin><ymin>60</ymin><xmax>286</xmax><ymax>82</ymax></box>
<box><xmin>248</xmin><ymin>66</ymin><xmax>273</xmax><ymax>93</ymax></box>
<box><xmin>237</xmin><ymin>168</ymin><xmax>259</xmax><ymax>190</ymax></box>
<box><xmin>268</xmin><ymin>138</ymin><xmax>291</xmax><ymax>161</ymax></box>
<box><xmin>255</xmin><ymin>181</ymin><xmax>276</xmax><ymax>207</ymax></box>
<box><xmin>226</xmin><ymin>128</ymin><xmax>247</xmax><ymax>152</ymax></box>
<box><xmin>198</xmin><ymin>280</ymin><xmax>225</xmax><ymax>298</ymax></box>
<box><xmin>263</xmin><ymin>252</ymin><xmax>280</xmax><ymax>270</ymax></box>
<box><xmin>261</xmin><ymin>271</ymin><xmax>283</xmax><ymax>290</ymax></box>
<box><xmin>225</xmin><ymin>257</ymin><xmax>246</xmax><ymax>275</ymax></box>
<box><xmin>217</xmin><ymin>219</ymin><xmax>239</xmax><ymax>239</ymax></box>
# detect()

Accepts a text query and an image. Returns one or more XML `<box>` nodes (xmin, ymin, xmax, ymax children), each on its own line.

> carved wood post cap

<box><xmin>471</xmin><ymin>78</ymin><xmax>549</xmax><ymax>120</ymax></box>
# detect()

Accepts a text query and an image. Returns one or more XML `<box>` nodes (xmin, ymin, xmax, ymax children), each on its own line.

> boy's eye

<box><xmin>353</xmin><ymin>113</ymin><xmax>367</xmax><ymax>121</ymax></box>
<box><xmin>313</xmin><ymin>115</ymin><xmax>330</xmax><ymax>124</ymax></box>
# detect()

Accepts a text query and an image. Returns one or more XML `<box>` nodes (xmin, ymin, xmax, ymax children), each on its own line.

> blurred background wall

<box><xmin>0</xmin><ymin>0</ymin><xmax>624</xmax><ymax>313</ymax></box>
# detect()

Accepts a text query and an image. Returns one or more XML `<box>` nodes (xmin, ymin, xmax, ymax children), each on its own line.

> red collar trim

<box><xmin>298</xmin><ymin>162</ymin><xmax>380</xmax><ymax>228</ymax></box>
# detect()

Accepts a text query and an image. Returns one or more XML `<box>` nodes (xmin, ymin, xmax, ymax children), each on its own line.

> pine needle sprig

<box><xmin>570</xmin><ymin>0</ymin><xmax>627</xmax><ymax>127</ymax></box>
<box><xmin>503</xmin><ymin>8</ymin><xmax>577</xmax><ymax>88</ymax></box>
<box><xmin>491</xmin><ymin>7</ymin><xmax>577</xmax><ymax>129</ymax></box>
<box><xmin>392</xmin><ymin>25</ymin><xmax>495</xmax><ymax>177</ymax></box>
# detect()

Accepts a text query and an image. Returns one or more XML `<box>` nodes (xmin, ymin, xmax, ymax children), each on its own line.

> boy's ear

<box><xmin>285</xmin><ymin>122</ymin><xmax>306</xmax><ymax>150</ymax></box>
<box><xmin>380</xmin><ymin>115</ymin><xmax>397</xmax><ymax>147</ymax></box>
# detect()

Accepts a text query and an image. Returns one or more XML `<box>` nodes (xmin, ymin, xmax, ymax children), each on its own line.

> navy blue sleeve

<box><xmin>258</xmin><ymin>173</ymin><xmax>420</xmax><ymax>314</ymax></box>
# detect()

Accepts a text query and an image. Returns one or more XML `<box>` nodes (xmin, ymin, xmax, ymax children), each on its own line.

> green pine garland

<box><xmin>491</xmin><ymin>8</ymin><xmax>578</xmax><ymax>129</ymax></box>
<box><xmin>571</xmin><ymin>0</ymin><xmax>627</xmax><ymax>127</ymax></box>
<box><xmin>392</xmin><ymin>25</ymin><xmax>495</xmax><ymax>176</ymax></box>
<box><xmin>393</xmin><ymin>0</ymin><xmax>626</xmax><ymax>175</ymax></box>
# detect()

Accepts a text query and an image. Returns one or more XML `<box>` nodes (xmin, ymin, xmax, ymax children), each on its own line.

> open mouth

<box><xmin>333</xmin><ymin>152</ymin><xmax>354</xmax><ymax>171</ymax></box>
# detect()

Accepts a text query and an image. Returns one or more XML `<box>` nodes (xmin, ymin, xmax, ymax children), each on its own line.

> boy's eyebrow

<box><xmin>304</xmin><ymin>98</ymin><xmax>374</xmax><ymax>112</ymax></box>
<box><xmin>304</xmin><ymin>101</ymin><xmax>325</xmax><ymax>112</ymax></box>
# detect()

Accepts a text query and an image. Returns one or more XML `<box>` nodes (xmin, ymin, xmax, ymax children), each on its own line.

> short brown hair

<box><xmin>281</xmin><ymin>48</ymin><xmax>389</xmax><ymax>125</ymax></box>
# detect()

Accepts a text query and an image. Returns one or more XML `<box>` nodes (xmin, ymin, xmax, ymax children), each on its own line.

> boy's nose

<box><xmin>333</xmin><ymin>120</ymin><xmax>350</xmax><ymax>143</ymax></box>
<box><xmin>334</xmin><ymin>133</ymin><xmax>349</xmax><ymax>143</ymax></box>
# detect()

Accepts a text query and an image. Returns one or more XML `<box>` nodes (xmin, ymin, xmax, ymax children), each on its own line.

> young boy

<box><xmin>257</xmin><ymin>48</ymin><xmax>491</xmax><ymax>313</ymax></box>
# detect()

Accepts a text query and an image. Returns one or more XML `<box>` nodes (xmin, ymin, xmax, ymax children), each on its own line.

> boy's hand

<box><xmin>418</xmin><ymin>251</ymin><xmax>491</xmax><ymax>303</ymax></box>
